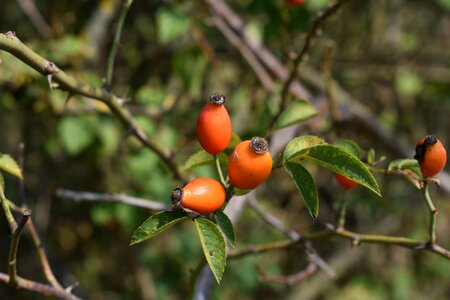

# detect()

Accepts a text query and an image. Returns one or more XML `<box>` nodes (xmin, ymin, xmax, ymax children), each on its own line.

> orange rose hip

<box><xmin>171</xmin><ymin>178</ymin><xmax>225</xmax><ymax>214</ymax></box>
<box><xmin>227</xmin><ymin>137</ymin><xmax>272</xmax><ymax>189</ymax></box>
<box><xmin>334</xmin><ymin>173</ymin><xmax>358</xmax><ymax>189</ymax></box>
<box><xmin>196</xmin><ymin>93</ymin><xmax>232</xmax><ymax>154</ymax></box>
<box><xmin>414</xmin><ymin>135</ymin><xmax>447</xmax><ymax>178</ymax></box>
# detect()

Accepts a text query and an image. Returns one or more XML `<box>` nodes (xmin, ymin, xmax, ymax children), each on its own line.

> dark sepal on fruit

<box><xmin>414</xmin><ymin>135</ymin><xmax>437</xmax><ymax>163</ymax></box>
<box><xmin>250</xmin><ymin>136</ymin><xmax>269</xmax><ymax>154</ymax></box>
<box><xmin>209</xmin><ymin>92</ymin><xmax>226</xmax><ymax>105</ymax></box>
<box><xmin>170</xmin><ymin>188</ymin><xmax>183</xmax><ymax>205</ymax></box>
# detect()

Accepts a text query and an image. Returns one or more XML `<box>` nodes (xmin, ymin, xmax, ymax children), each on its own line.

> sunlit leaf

<box><xmin>130</xmin><ymin>211</ymin><xmax>189</xmax><ymax>245</ymax></box>
<box><xmin>0</xmin><ymin>153</ymin><xmax>23</xmax><ymax>179</ymax></box>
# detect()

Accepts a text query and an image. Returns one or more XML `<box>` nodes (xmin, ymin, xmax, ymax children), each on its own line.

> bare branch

<box><xmin>0</xmin><ymin>272</ymin><xmax>80</xmax><ymax>300</ymax></box>
<box><xmin>56</xmin><ymin>188</ymin><xmax>170</xmax><ymax>211</ymax></box>
<box><xmin>258</xmin><ymin>262</ymin><xmax>317</xmax><ymax>284</ymax></box>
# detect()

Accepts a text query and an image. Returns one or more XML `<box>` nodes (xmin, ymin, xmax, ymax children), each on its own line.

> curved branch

<box><xmin>0</xmin><ymin>32</ymin><xmax>185</xmax><ymax>182</ymax></box>
<box><xmin>0</xmin><ymin>272</ymin><xmax>80</xmax><ymax>300</ymax></box>
<box><xmin>228</xmin><ymin>227</ymin><xmax>450</xmax><ymax>260</ymax></box>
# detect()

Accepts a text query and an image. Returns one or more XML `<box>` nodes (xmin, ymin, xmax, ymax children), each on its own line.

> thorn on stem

<box><xmin>5</xmin><ymin>31</ymin><xmax>17</xmax><ymax>38</ymax></box>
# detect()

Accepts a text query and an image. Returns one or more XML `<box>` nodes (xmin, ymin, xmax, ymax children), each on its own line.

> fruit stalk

<box><xmin>337</xmin><ymin>191</ymin><xmax>349</xmax><ymax>230</ymax></box>
<box><xmin>422</xmin><ymin>182</ymin><xmax>438</xmax><ymax>244</ymax></box>
<box><xmin>214</xmin><ymin>154</ymin><xmax>227</xmax><ymax>187</ymax></box>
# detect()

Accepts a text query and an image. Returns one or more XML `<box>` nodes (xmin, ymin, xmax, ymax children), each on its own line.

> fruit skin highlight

<box><xmin>334</xmin><ymin>173</ymin><xmax>358</xmax><ymax>189</ymax></box>
<box><xmin>414</xmin><ymin>135</ymin><xmax>447</xmax><ymax>178</ymax></box>
<box><xmin>196</xmin><ymin>93</ymin><xmax>232</xmax><ymax>154</ymax></box>
<box><xmin>171</xmin><ymin>178</ymin><xmax>225</xmax><ymax>215</ymax></box>
<box><xmin>227</xmin><ymin>137</ymin><xmax>272</xmax><ymax>190</ymax></box>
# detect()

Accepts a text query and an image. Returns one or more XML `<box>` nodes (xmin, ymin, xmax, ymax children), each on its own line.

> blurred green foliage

<box><xmin>0</xmin><ymin>0</ymin><xmax>450</xmax><ymax>299</ymax></box>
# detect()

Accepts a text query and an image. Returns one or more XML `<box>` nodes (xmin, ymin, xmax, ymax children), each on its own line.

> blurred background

<box><xmin>0</xmin><ymin>0</ymin><xmax>450</xmax><ymax>299</ymax></box>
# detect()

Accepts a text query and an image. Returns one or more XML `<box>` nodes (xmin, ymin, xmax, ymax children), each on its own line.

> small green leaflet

<box><xmin>130</xmin><ymin>211</ymin><xmax>188</xmax><ymax>245</ymax></box>
<box><xmin>284</xmin><ymin>162</ymin><xmax>319</xmax><ymax>219</ymax></box>
<box><xmin>388</xmin><ymin>158</ymin><xmax>422</xmax><ymax>189</ymax></box>
<box><xmin>284</xmin><ymin>136</ymin><xmax>381</xmax><ymax>196</ymax></box>
<box><xmin>181</xmin><ymin>150</ymin><xmax>228</xmax><ymax>172</ymax></box>
<box><xmin>0</xmin><ymin>153</ymin><xmax>23</xmax><ymax>179</ymax></box>
<box><xmin>195</xmin><ymin>217</ymin><xmax>226</xmax><ymax>284</ymax></box>
<box><xmin>214</xmin><ymin>211</ymin><xmax>235</xmax><ymax>247</ymax></box>
<box><xmin>274</xmin><ymin>99</ymin><xmax>318</xmax><ymax>129</ymax></box>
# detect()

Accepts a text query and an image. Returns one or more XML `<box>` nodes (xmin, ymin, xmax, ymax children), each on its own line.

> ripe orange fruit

<box><xmin>171</xmin><ymin>178</ymin><xmax>225</xmax><ymax>215</ymax></box>
<box><xmin>414</xmin><ymin>135</ymin><xmax>447</xmax><ymax>178</ymax></box>
<box><xmin>285</xmin><ymin>0</ymin><xmax>305</xmax><ymax>6</ymax></box>
<box><xmin>334</xmin><ymin>173</ymin><xmax>358</xmax><ymax>189</ymax></box>
<box><xmin>227</xmin><ymin>137</ymin><xmax>272</xmax><ymax>189</ymax></box>
<box><xmin>196</xmin><ymin>93</ymin><xmax>232</xmax><ymax>154</ymax></box>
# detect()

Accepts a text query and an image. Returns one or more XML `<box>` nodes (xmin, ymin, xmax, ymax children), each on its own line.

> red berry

<box><xmin>335</xmin><ymin>173</ymin><xmax>358</xmax><ymax>189</ymax></box>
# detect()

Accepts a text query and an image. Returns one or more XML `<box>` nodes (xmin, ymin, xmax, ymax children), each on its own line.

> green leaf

<box><xmin>58</xmin><ymin>116</ymin><xmax>95</xmax><ymax>155</ymax></box>
<box><xmin>274</xmin><ymin>99</ymin><xmax>317</xmax><ymax>129</ymax></box>
<box><xmin>283</xmin><ymin>135</ymin><xmax>327</xmax><ymax>161</ymax></box>
<box><xmin>130</xmin><ymin>211</ymin><xmax>189</xmax><ymax>245</ymax></box>
<box><xmin>367</xmin><ymin>148</ymin><xmax>376</xmax><ymax>165</ymax></box>
<box><xmin>334</xmin><ymin>140</ymin><xmax>361</xmax><ymax>158</ymax></box>
<box><xmin>0</xmin><ymin>153</ymin><xmax>23</xmax><ymax>179</ymax></box>
<box><xmin>284</xmin><ymin>136</ymin><xmax>381</xmax><ymax>196</ymax></box>
<box><xmin>388</xmin><ymin>159</ymin><xmax>423</xmax><ymax>188</ymax></box>
<box><xmin>181</xmin><ymin>150</ymin><xmax>228</xmax><ymax>172</ymax></box>
<box><xmin>214</xmin><ymin>211</ymin><xmax>235</xmax><ymax>247</ymax></box>
<box><xmin>284</xmin><ymin>162</ymin><xmax>319</xmax><ymax>219</ymax></box>
<box><xmin>195</xmin><ymin>218</ymin><xmax>226</xmax><ymax>284</ymax></box>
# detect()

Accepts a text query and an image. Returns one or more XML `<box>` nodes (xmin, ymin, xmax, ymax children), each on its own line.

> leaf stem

<box><xmin>214</xmin><ymin>154</ymin><xmax>227</xmax><ymax>187</ymax></box>
<box><xmin>423</xmin><ymin>182</ymin><xmax>438</xmax><ymax>244</ymax></box>
<box><xmin>105</xmin><ymin>0</ymin><xmax>133</xmax><ymax>87</ymax></box>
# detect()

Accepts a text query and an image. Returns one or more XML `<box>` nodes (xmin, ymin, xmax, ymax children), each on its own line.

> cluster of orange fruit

<box><xmin>171</xmin><ymin>93</ymin><xmax>272</xmax><ymax>214</ymax></box>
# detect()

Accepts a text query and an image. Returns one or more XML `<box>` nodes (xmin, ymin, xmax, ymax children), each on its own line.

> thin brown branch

<box><xmin>0</xmin><ymin>32</ymin><xmax>185</xmax><ymax>182</ymax></box>
<box><xmin>0</xmin><ymin>272</ymin><xmax>80</xmax><ymax>300</ymax></box>
<box><xmin>8</xmin><ymin>209</ymin><xmax>31</xmax><ymax>286</ymax></box>
<box><xmin>258</xmin><ymin>262</ymin><xmax>317</xmax><ymax>284</ymax></box>
<box><xmin>229</xmin><ymin>227</ymin><xmax>450</xmax><ymax>260</ymax></box>
<box><xmin>275</xmin><ymin>0</ymin><xmax>352</xmax><ymax>127</ymax></box>
<box><xmin>56</xmin><ymin>188</ymin><xmax>170</xmax><ymax>211</ymax></box>
<box><xmin>211</xmin><ymin>15</ymin><xmax>274</xmax><ymax>91</ymax></box>
<box><xmin>247</xmin><ymin>196</ymin><xmax>336</xmax><ymax>277</ymax></box>
<box><xmin>26</xmin><ymin>218</ymin><xmax>64</xmax><ymax>289</ymax></box>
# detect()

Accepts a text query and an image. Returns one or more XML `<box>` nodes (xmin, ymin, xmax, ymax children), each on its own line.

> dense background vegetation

<box><xmin>1</xmin><ymin>0</ymin><xmax>450</xmax><ymax>299</ymax></box>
